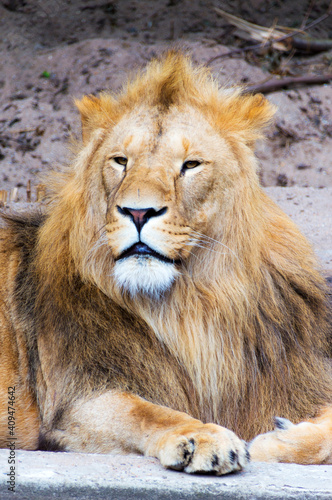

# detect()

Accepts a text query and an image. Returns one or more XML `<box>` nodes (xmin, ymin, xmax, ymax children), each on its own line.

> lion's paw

<box><xmin>156</xmin><ymin>423</ymin><xmax>249</xmax><ymax>475</ymax></box>
<box><xmin>249</xmin><ymin>416</ymin><xmax>330</xmax><ymax>464</ymax></box>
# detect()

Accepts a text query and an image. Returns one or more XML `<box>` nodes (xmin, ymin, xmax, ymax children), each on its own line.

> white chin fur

<box><xmin>113</xmin><ymin>256</ymin><xmax>178</xmax><ymax>297</ymax></box>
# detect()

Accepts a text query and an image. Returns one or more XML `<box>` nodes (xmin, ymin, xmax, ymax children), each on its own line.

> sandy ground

<box><xmin>1</xmin><ymin>1</ymin><xmax>332</xmax><ymax>197</ymax></box>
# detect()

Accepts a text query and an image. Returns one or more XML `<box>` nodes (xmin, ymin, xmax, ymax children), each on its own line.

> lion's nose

<box><xmin>117</xmin><ymin>206</ymin><xmax>167</xmax><ymax>233</ymax></box>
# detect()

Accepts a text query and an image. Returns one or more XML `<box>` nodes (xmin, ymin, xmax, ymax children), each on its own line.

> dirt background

<box><xmin>0</xmin><ymin>0</ymin><xmax>332</xmax><ymax>200</ymax></box>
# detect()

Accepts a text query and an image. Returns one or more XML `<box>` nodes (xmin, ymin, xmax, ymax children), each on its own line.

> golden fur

<box><xmin>0</xmin><ymin>52</ymin><xmax>331</xmax><ymax>471</ymax></box>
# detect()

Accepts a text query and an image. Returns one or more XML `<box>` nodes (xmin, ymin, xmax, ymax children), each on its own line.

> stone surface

<box><xmin>0</xmin><ymin>449</ymin><xmax>332</xmax><ymax>499</ymax></box>
<box><xmin>265</xmin><ymin>187</ymin><xmax>332</xmax><ymax>271</ymax></box>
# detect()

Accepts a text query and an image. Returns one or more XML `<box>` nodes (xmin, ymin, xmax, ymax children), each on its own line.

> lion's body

<box><xmin>0</xmin><ymin>52</ymin><xmax>331</xmax><ymax>471</ymax></box>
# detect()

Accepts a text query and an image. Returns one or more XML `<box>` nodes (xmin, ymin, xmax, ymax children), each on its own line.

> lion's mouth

<box><xmin>116</xmin><ymin>242</ymin><xmax>178</xmax><ymax>265</ymax></box>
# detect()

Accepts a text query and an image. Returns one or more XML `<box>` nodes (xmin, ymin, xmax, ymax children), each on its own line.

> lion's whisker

<box><xmin>190</xmin><ymin>230</ymin><xmax>242</xmax><ymax>265</ymax></box>
<box><xmin>185</xmin><ymin>239</ymin><xmax>226</xmax><ymax>254</ymax></box>
<box><xmin>185</xmin><ymin>242</ymin><xmax>225</xmax><ymax>256</ymax></box>
<box><xmin>87</xmin><ymin>233</ymin><xmax>109</xmax><ymax>260</ymax></box>
<box><xmin>93</xmin><ymin>223</ymin><xmax>108</xmax><ymax>238</ymax></box>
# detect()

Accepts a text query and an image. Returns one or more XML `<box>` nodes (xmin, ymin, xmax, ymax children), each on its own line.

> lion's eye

<box><xmin>113</xmin><ymin>157</ymin><xmax>128</xmax><ymax>167</ymax></box>
<box><xmin>184</xmin><ymin>160</ymin><xmax>200</xmax><ymax>169</ymax></box>
<box><xmin>181</xmin><ymin>160</ymin><xmax>201</xmax><ymax>175</ymax></box>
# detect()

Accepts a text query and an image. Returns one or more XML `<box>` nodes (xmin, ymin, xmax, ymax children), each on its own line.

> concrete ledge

<box><xmin>1</xmin><ymin>450</ymin><xmax>332</xmax><ymax>499</ymax></box>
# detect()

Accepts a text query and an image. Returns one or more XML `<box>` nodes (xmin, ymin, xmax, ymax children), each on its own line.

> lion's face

<box><xmin>72</xmin><ymin>53</ymin><xmax>275</xmax><ymax>298</ymax></box>
<box><xmin>97</xmin><ymin>105</ymin><xmax>240</xmax><ymax>296</ymax></box>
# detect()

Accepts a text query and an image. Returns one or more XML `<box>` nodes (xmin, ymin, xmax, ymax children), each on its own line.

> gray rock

<box><xmin>1</xmin><ymin>449</ymin><xmax>331</xmax><ymax>499</ymax></box>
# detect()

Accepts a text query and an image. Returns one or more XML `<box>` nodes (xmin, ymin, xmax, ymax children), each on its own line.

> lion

<box><xmin>0</xmin><ymin>51</ymin><xmax>331</xmax><ymax>474</ymax></box>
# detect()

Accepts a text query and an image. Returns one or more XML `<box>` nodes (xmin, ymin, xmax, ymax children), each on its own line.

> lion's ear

<box><xmin>238</xmin><ymin>93</ymin><xmax>276</xmax><ymax>147</ymax></box>
<box><xmin>75</xmin><ymin>95</ymin><xmax>104</xmax><ymax>144</ymax></box>
<box><xmin>243</xmin><ymin>93</ymin><xmax>276</xmax><ymax>131</ymax></box>
<box><xmin>216</xmin><ymin>92</ymin><xmax>276</xmax><ymax>148</ymax></box>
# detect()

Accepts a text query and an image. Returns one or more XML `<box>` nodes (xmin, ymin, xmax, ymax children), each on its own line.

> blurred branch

<box><xmin>214</xmin><ymin>8</ymin><xmax>289</xmax><ymax>51</ymax></box>
<box><xmin>243</xmin><ymin>73</ymin><xmax>332</xmax><ymax>94</ymax></box>
<box><xmin>210</xmin><ymin>5</ymin><xmax>332</xmax><ymax>64</ymax></box>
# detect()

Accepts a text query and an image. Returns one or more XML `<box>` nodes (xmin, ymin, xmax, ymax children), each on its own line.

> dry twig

<box><xmin>214</xmin><ymin>8</ymin><xmax>289</xmax><ymax>51</ymax></box>
<box><xmin>210</xmin><ymin>5</ymin><xmax>332</xmax><ymax>64</ymax></box>
<box><xmin>36</xmin><ymin>184</ymin><xmax>47</xmax><ymax>202</ymax></box>
<box><xmin>10</xmin><ymin>188</ymin><xmax>18</xmax><ymax>203</ymax></box>
<box><xmin>244</xmin><ymin>73</ymin><xmax>332</xmax><ymax>94</ymax></box>
<box><xmin>26</xmin><ymin>180</ymin><xmax>31</xmax><ymax>203</ymax></box>
<box><xmin>0</xmin><ymin>190</ymin><xmax>8</xmax><ymax>207</ymax></box>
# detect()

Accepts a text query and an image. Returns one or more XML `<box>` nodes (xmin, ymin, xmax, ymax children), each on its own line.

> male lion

<box><xmin>0</xmin><ymin>52</ymin><xmax>331</xmax><ymax>474</ymax></box>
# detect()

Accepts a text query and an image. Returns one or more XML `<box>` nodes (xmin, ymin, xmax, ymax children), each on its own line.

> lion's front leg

<box><xmin>249</xmin><ymin>407</ymin><xmax>332</xmax><ymax>464</ymax></box>
<box><xmin>40</xmin><ymin>392</ymin><xmax>249</xmax><ymax>475</ymax></box>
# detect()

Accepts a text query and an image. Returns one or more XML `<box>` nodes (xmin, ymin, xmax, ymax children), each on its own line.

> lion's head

<box><xmin>40</xmin><ymin>51</ymin><xmax>279</xmax><ymax>298</ymax></box>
